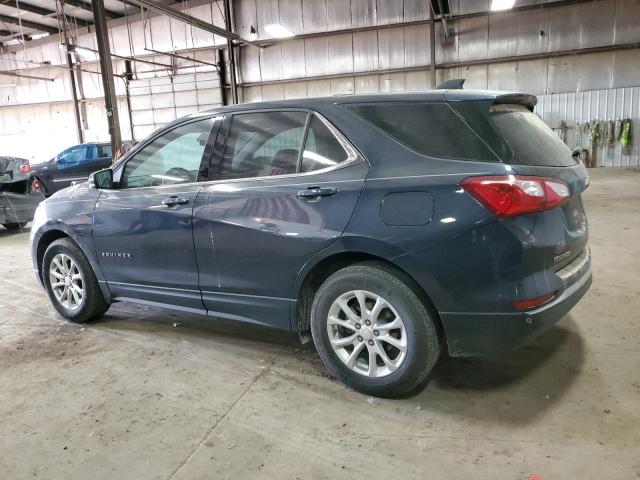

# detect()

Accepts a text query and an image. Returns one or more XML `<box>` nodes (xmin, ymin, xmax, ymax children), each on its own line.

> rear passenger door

<box><xmin>193</xmin><ymin>110</ymin><xmax>369</xmax><ymax>329</ymax></box>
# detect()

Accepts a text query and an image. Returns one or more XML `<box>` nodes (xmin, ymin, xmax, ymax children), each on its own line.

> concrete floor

<box><xmin>1</xmin><ymin>168</ymin><xmax>639</xmax><ymax>480</ymax></box>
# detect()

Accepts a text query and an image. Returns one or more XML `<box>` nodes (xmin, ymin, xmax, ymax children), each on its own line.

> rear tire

<box><xmin>42</xmin><ymin>238</ymin><xmax>110</xmax><ymax>323</ymax></box>
<box><xmin>310</xmin><ymin>263</ymin><xmax>439</xmax><ymax>397</ymax></box>
<box><xmin>2</xmin><ymin>222</ymin><xmax>27</xmax><ymax>230</ymax></box>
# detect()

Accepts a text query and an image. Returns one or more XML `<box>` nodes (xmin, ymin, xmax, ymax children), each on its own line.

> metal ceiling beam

<box><xmin>63</xmin><ymin>0</ymin><xmax>120</xmax><ymax>19</ymax></box>
<box><xmin>0</xmin><ymin>1</ymin><xmax>93</xmax><ymax>27</ymax></box>
<box><xmin>124</xmin><ymin>0</ymin><xmax>260</xmax><ymax>48</ymax></box>
<box><xmin>0</xmin><ymin>70</ymin><xmax>54</xmax><ymax>81</ymax></box>
<box><xmin>1</xmin><ymin>0</ymin><xmax>54</xmax><ymax>17</ymax></box>
<box><xmin>0</xmin><ymin>12</ymin><xmax>58</xmax><ymax>34</ymax></box>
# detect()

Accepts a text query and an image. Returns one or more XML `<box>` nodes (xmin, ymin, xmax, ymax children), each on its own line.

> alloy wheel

<box><xmin>327</xmin><ymin>290</ymin><xmax>407</xmax><ymax>378</ymax></box>
<box><xmin>49</xmin><ymin>253</ymin><xmax>85</xmax><ymax>311</ymax></box>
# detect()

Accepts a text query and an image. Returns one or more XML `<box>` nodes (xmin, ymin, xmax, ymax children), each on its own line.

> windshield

<box><xmin>490</xmin><ymin>104</ymin><xmax>576</xmax><ymax>167</ymax></box>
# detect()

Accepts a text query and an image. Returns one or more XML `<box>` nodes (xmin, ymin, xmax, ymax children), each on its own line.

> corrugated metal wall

<box><xmin>0</xmin><ymin>0</ymin><xmax>638</xmax><ymax>165</ymax></box>
<box><xmin>537</xmin><ymin>87</ymin><xmax>640</xmax><ymax>166</ymax></box>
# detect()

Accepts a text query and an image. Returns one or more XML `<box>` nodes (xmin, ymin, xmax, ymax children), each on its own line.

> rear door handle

<box><xmin>161</xmin><ymin>196</ymin><xmax>190</xmax><ymax>207</ymax></box>
<box><xmin>296</xmin><ymin>186</ymin><xmax>338</xmax><ymax>199</ymax></box>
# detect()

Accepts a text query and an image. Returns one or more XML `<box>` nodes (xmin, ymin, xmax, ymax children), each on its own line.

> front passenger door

<box><xmin>93</xmin><ymin>116</ymin><xmax>220</xmax><ymax>312</ymax></box>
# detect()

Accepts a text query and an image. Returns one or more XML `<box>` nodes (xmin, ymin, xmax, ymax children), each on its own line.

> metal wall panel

<box><xmin>516</xmin><ymin>9</ymin><xmax>549</xmax><ymax>55</ymax></box>
<box><xmin>235</xmin><ymin>0</ymin><xmax>258</xmax><ymax>39</ymax></box>
<box><xmin>257</xmin><ymin>0</ymin><xmax>280</xmax><ymax>38</ymax></box>
<box><xmin>612</xmin><ymin>49</ymin><xmax>640</xmax><ymax>88</ymax></box>
<box><xmin>578</xmin><ymin>52</ymin><xmax>613</xmax><ymax>91</ymax></box>
<box><xmin>488</xmin><ymin>12</ymin><xmax>517</xmax><ymax>58</ymax></box>
<box><xmin>354</xmin><ymin>74</ymin><xmax>380</xmax><ymax>93</ymax></box>
<box><xmin>304</xmin><ymin>37</ymin><xmax>329</xmax><ymax>77</ymax></box>
<box><xmin>282</xmin><ymin>39</ymin><xmax>307</xmax><ymax>78</ymax></box>
<box><xmin>326</xmin><ymin>0</ymin><xmax>352</xmax><ymax>30</ymax></box>
<box><xmin>330</xmin><ymin>77</ymin><xmax>355</xmax><ymax>95</ymax></box>
<box><xmin>580</xmin><ymin>1</ymin><xmax>615</xmax><ymax>49</ymax></box>
<box><xmin>404</xmin><ymin>24</ymin><xmax>430</xmax><ymax>68</ymax></box>
<box><xmin>547</xmin><ymin>56</ymin><xmax>580</xmax><ymax>94</ymax></box>
<box><xmin>614</xmin><ymin>0</ymin><xmax>640</xmax><ymax>44</ymax></box>
<box><xmin>487</xmin><ymin>62</ymin><xmax>517</xmax><ymax>91</ymax></box>
<box><xmin>377</xmin><ymin>0</ymin><xmax>404</xmax><ymax>25</ymax></box>
<box><xmin>548</xmin><ymin>4</ymin><xmax>581</xmax><ymax>52</ymax></box>
<box><xmin>328</xmin><ymin>34</ymin><xmax>354</xmax><ymax>74</ymax></box>
<box><xmin>351</xmin><ymin>0</ymin><xmax>376</xmax><ymax>28</ymax></box>
<box><xmin>259</xmin><ymin>43</ymin><xmax>285</xmax><ymax>81</ymax></box>
<box><xmin>378</xmin><ymin>27</ymin><xmax>405</xmax><ymax>70</ymax></box>
<box><xmin>302</xmin><ymin>0</ymin><xmax>327</xmax><ymax>31</ymax></box>
<box><xmin>279</xmin><ymin>0</ymin><xmax>304</xmax><ymax>34</ymax></box>
<box><xmin>403</xmin><ymin>0</ymin><xmax>429</xmax><ymax>22</ymax></box>
<box><xmin>352</xmin><ymin>30</ymin><xmax>379</xmax><ymax>72</ymax></box>
<box><xmin>458</xmin><ymin>16</ymin><xmax>488</xmax><ymax>61</ymax></box>
<box><xmin>516</xmin><ymin>59</ymin><xmax>548</xmax><ymax>94</ymax></box>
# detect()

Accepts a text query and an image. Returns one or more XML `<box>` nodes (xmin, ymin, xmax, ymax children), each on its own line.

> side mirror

<box><xmin>92</xmin><ymin>168</ymin><xmax>113</xmax><ymax>189</ymax></box>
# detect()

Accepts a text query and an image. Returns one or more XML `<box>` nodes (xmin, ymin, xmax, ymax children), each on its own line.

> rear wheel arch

<box><xmin>295</xmin><ymin>252</ymin><xmax>444</xmax><ymax>344</ymax></box>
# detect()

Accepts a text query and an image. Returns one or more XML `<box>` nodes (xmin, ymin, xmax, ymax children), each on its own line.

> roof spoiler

<box><xmin>436</xmin><ymin>78</ymin><xmax>465</xmax><ymax>90</ymax></box>
<box><xmin>493</xmin><ymin>93</ymin><xmax>537</xmax><ymax>112</ymax></box>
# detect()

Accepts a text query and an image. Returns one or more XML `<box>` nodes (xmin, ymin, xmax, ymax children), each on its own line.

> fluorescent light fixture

<box><xmin>264</xmin><ymin>23</ymin><xmax>294</xmax><ymax>38</ymax></box>
<box><xmin>0</xmin><ymin>83</ymin><xmax>17</xmax><ymax>88</ymax></box>
<box><xmin>490</xmin><ymin>0</ymin><xmax>516</xmax><ymax>11</ymax></box>
<box><xmin>30</xmin><ymin>33</ymin><xmax>49</xmax><ymax>39</ymax></box>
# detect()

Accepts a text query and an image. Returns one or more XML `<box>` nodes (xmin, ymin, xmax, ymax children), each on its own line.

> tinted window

<box><xmin>215</xmin><ymin>111</ymin><xmax>307</xmax><ymax>180</ymax></box>
<box><xmin>489</xmin><ymin>104</ymin><xmax>575</xmax><ymax>167</ymax></box>
<box><xmin>85</xmin><ymin>145</ymin><xmax>98</xmax><ymax>161</ymax></box>
<box><xmin>57</xmin><ymin>145</ymin><xmax>87</xmax><ymax>169</ymax></box>
<box><xmin>345</xmin><ymin>102</ymin><xmax>496</xmax><ymax>161</ymax></box>
<box><xmin>100</xmin><ymin>145</ymin><xmax>112</xmax><ymax>158</ymax></box>
<box><xmin>121</xmin><ymin>118</ymin><xmax>214</xmax><ymax>188</ymax></box>
<box><xmin>300</xmin><ymin>116</ymin><xmax>349</xmax><ymax>173</ymax></box>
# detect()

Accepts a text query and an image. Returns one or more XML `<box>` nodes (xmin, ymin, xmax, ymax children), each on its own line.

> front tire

<box><xmin>42</xmin><ymin>238</ymin><xmax>110</xmax><ymax>323</ymax></box>
<box><xmin>310</xmin><ymin>263</ymin><xmax>440</xmax><ymax>397</ymax></box>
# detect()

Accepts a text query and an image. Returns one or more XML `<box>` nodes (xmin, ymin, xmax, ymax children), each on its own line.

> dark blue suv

<box><xmin>30</xmin><ymin>90</ymin><xmax>591</xmax><ymax>396</ymax></box>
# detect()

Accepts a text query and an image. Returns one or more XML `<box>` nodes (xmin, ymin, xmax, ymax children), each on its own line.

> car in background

<box><xmin>0</xmin><ymin>156</ymin><xmax>45</xmax><ymax>230</ymax></box>
<box><xmin>32</xmin><ymin>142</ymin><xmax>112</xmax><ymax>195</ymax></box>
<box><xmin>30</xmin><ymin>90</ymin><xmax>592</xmax><ymax>397</ymax></box>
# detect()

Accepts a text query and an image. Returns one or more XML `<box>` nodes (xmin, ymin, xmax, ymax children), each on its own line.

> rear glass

<box><xmin>345</xmin><ymin>102</ymin><xmax>497</xmax><ymax>161</ymax></box>
<box><xmin>489</xmin><ymin>104</ymin><xmax>576</xmax><ymax>167</ymax></box>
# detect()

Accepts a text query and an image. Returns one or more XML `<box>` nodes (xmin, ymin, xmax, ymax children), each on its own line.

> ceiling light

<box><xmin>0</xmin><ymin>83</ymin><xmax>17</xmax><ymax>88</ymax></box>
<box><xmin>490</xmin><ymin>0</ymin><xmax>516</xmax><ymax>11</ymax></box>
<box><xmin>30</xmin><ymin>33</ymin><xmax>49</xmax><ymax>39</ymax></box>
<box><xmin>264</xmin><ymin>23</ymin><xmax>294</xmax><ymax>38</ymax></box>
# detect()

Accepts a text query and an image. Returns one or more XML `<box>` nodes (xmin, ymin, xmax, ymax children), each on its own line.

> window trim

<box><xmin>110</xmin><ymin>114</ymin><xmax>222</xmax><ymax>191</ymax></box>
<box><xmin>206</xmin><ymin>109</ymin><xmax>361</xmax><ymax>184</ymax></box>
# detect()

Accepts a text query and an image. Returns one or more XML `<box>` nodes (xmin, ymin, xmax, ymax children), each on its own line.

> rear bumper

<box><xmin>0</xmin><ymin>192</ymin><xmax>44</xmax><ymax>224</ymax></box>
<box><xmin>440</xmin><ymin>261</ymin><xmax>592</xmax><ymax>357</ymax></box>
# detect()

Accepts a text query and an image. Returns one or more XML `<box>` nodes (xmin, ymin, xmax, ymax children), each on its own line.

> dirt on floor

<box><xmin>1</xmin><ymin>168</ymin><xmax>639</xmax><ymax>480</ymax></box>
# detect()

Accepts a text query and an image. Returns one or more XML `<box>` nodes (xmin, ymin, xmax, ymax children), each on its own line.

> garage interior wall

<box><xmin>0</xmin><ymin>0</ymin><xmax>638</xmax><ymax>166</ymax></box>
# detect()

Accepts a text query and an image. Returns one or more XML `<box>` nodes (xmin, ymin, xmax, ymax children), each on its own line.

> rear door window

<box><xmin>344</xmin><ymin>102</ymin><xmax>497</xmax><ymax>161</ymax></box>
<box><xmin>489</xmin><ymin>104</ymin><xmax>575</xmax><ymax>167</ymax></box>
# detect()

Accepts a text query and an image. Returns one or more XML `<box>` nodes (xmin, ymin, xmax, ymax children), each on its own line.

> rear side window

<box><xmin>489</xmin><ymin>104</ymin><xmax>575</xmax><ymax>167</ymax></box>
<box><xmin>301</xmin><ymin>116</ymin><xmax>349</xmax><ymax>173</ymax></box>
<box><xmin>345</xmin><ymin>102</ymin><xmax>497</xmax><ymax>161</ymax></box>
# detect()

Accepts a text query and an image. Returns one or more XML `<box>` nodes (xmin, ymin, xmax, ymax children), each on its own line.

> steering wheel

<box><xmin>164</xmin><ymin>167</ymin><xmax>196</xmax><ymax>183</ymax></box>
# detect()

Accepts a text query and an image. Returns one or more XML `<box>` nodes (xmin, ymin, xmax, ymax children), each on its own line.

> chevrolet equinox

<box><xmin>30</xmin><ymin>90</ymin><xmax>592</xmax><ymax>396</ymax></box>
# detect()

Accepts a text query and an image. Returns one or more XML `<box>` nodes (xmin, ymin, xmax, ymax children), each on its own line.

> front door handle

<box><xmin>296</xmin><ymin>186</ymin><xmax>338</xmax><ymax>199</ymax></box>
<box><xmin>161</xmin><ymin>196</ymin><xmax>190</xmax><ymax>207</ymax></box>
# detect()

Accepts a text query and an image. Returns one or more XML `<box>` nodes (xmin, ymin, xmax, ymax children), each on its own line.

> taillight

<box><xmin>19</xmin><ymin>161</ymin><xmax>32</xmax><ymax>174</ymax></box>
<box><xmin>460</xmin><ymin>175</ymin><xmax>570</xmax><ymax>218</ymax></box>
<box><xmin>513</xmin><ymin>292</ymin><xmax>555</xmax><ymax>310</ymax></box>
